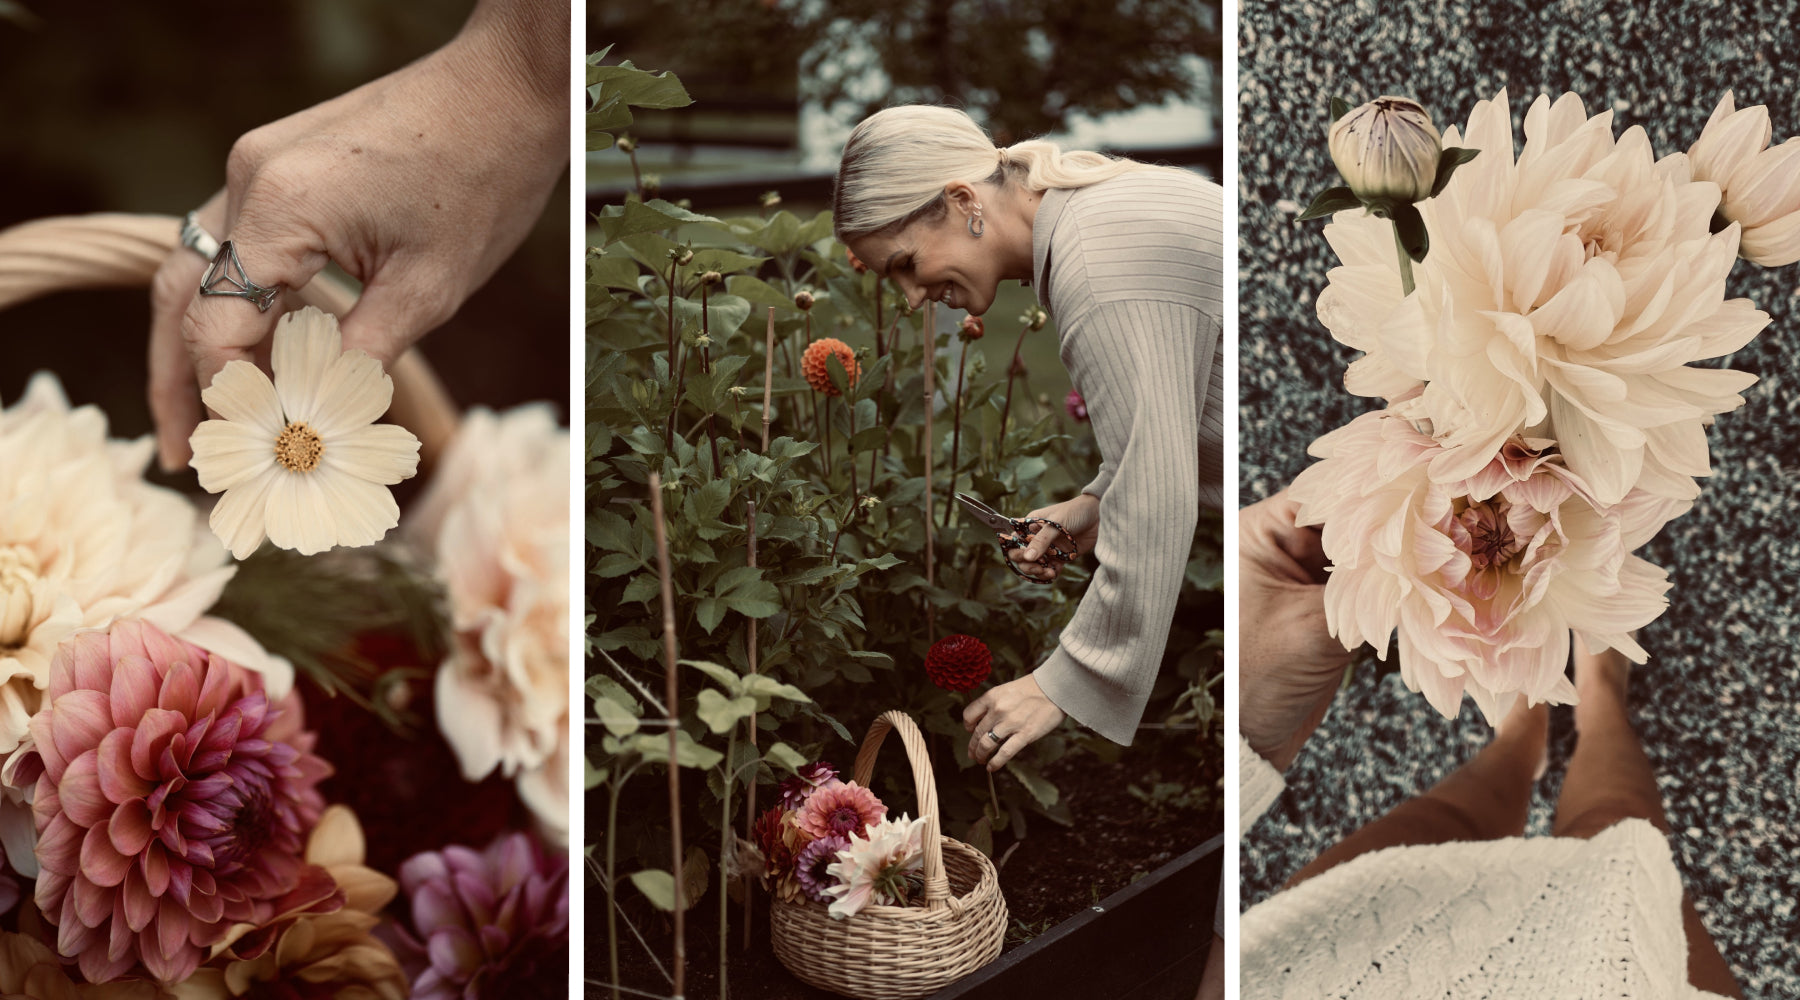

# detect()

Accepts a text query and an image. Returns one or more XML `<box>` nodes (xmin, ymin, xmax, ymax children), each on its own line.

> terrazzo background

<box><xmin>1237</xmin><ymin>1</ymin><xmax>1800</xmax><ymax>993</ymax></box>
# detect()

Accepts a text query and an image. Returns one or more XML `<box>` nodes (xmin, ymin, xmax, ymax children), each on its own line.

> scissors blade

<box><xmin>955</xmin><ymin>493</ymin><xmax>1017</xmax><ymax>534</ymax></box>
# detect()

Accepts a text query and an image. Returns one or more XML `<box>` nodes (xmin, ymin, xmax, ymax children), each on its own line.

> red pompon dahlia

<box><xmin>959</xmin><ymin>316</ymin><xmax>985</xmax><ymax>340</ymax></box>
<box><xmin>26</xmin><ymin>619</ymin><xmax>331</xmax><ymax>984</ymax></box>
<box><xmin>801</xmin><ymin>338</ymin><xmax>860</xmax><ymax>396</ymax></box>
<box><xmin>926</xmin><ymin>634</ymin><xmax>993</xmax><ymax>692</ymax></box>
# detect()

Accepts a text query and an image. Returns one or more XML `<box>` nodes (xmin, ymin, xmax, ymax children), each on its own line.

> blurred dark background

<box><xmin>0</xmin><ymin>0</ymin><xmax>569</xmax><ymax>476</ymax></box>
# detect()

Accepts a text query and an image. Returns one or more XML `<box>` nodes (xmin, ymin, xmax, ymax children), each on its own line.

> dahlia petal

<box><xmin>412</xmin><ymin>883</ymin><xmax>463</xmax><ymax>938</ymax></box>
<box><xmin>1740</xmin><ymin>207</ymin><xmax>1800</xmax><ymax>266</ymax></box>
<box><xmin>186</xmin><ymin>884</ymin><xmax>225</xmax><ymax>925</ymax></box>
<box><xmin>132</xmin><ymin>708</ymin><xmax>187</xmax><ymax>780</ymax></box>
<box><xmin>321</xmin><ymin>422</ymin><xmax>421</xmax><ymax>485</ymax></box>
<box><xmin>109</xmin><ymin>797</ymin><xmax>154</xmax><ymax>856</ymax></box>
<box><xmin>54</xmin><ymin>630</ymin><xmax>116</xmax><ymax>700</ymax></box>
<box><xmin>59</xmin><ymin>750</ymin><xmax>110</xmax><ymax>828</ymax></box>
<box><xmin>429</xmin><ymin>925</ymin><xmax>483</xmax><ymax>978</ymax></box>
<box><xmin>157</xmin><ymin>660</ymin><xmax>201</xmax><ymax>715</ymax></box>
<box><xmin>107</xmin><ymin>656</ymin><xmax>161</xmax><ymax>730</ymax></box>
<box><xmin>82</xmin><ymin>820</ymin><xmax>133</xmax><ymax>887</ymax></box>
<box><xmin>97</xmin><ymin>728</ymin><xmax>152</xmax><ymax>803</ymax></box>
<box><xmin>309</xmin><ymin>348</ymin><xmax>396</xmax><ymax>438</ymax></box>
<box><xmin>79</xmin><ymin>932</ymin><xmax>136</xmax><ymax>984</ymax></box>
<box><xmin>57</xmin><ymin>886</ymin><xmax>101</xmax><ymax>956</ymax></box>
<box><xmin>35</xmin><ymin>811</ymin><xmax>83</xmax><ymax>876</ymax></box>
<box><xmin>49</xmin><ymin>690</ymin><xmax>112</xmax><ymax>769</ymax></box>
<box><xmin>199</xmin><ymin>360</ymin><xmax>284</xmax><ymax>436</ymax></box>
<box><xmin>72</xmin><ymin>872</ymin><xmax>112</xmax><ymax>928</ymax></box>
<box><xmin>189</xmin><ymin>418</ymin><xmax>278</xmax><ymax>493</ymax></box>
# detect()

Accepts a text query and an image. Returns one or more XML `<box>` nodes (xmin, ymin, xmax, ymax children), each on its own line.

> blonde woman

<box><xmin>833</xmin><ymin>105</ymin><xmax>1224</xmax><ymax>766</ymax></box>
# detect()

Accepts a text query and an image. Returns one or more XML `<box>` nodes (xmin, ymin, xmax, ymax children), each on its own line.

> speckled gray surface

<box><xmin>1238</xmin><ymin>1</ymin><xmax>1800</xmax><ymax>993</ymax></box>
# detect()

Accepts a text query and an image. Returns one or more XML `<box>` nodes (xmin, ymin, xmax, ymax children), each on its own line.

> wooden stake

<box><xmin>741</xmin><ymin>498</ymin><xmax>759</xmax><ymax>951</ymax></box>
<box><xmin>760</xmin><ymin>308</ymin><xmax>776</xmax><ymax>451</ymax></box>
<box><xmin>649</xmin><ymin>472</ymin><xmax>685</xmax><ymax>997</ymax></box>
<box><xmin>922</xmin><ymin>303</ymin><xmax>937</xmax><ymax>644</ymax></box>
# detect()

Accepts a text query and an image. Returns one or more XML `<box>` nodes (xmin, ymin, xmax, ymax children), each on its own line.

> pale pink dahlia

<box><xmin>25</xmin><ymin>619</ymin><xmax>331</xmax><ymax>984</ymax></box>
<box><xmin>1290</xmin><ymin>406</ymin><xmax>1687</xmax><ymax>723</ymax></box>
<box><xmin>388</xmin><ymin>831</ymin><xmax>569</xmax><ymax>1000</ymax></box>
<box><xmin>792</xmin><ymin>781</ymin><xmax>885</xmax><ymax>841</ymax></box>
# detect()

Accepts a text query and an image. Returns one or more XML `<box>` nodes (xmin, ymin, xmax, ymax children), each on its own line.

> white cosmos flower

<box><xmin>1679</xmin><ymin>90</ymin><xmax>1800</xmax><ymax>267</ymax></box>
<box><xmin>189</xmin><ymin>307</ymin><xmax>421</xmax><ymax>559</ymax></box>
<box><xmin>405</xmin><ymin>405</ymin><xmax>569</xmax><ymax>845</ymax></box>
<box><xmin>0</xmin><ymin>373</ymin><xmax>291</xmax><ymax>758</ymax></box>
<box><xmin>1317</xmin><ymin>89</ymin><xmax>1768</xmax><ymax>506</ymax></box>
<box><xmin>1290</xmin><ymin>404</ymin><xmax>1687</xmax><ymax>724</ymax></box>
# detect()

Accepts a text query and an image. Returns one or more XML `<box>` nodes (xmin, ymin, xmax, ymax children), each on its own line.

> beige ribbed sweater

<box><xmin>1027</xmin><ymin>169</ymin><xmax>1224</xmax><ymax>745</ymax></box>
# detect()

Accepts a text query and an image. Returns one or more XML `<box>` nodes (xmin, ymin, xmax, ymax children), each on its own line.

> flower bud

<box><xmin>959</xmin><ymin>316</ymin><xmax>985</xmax><ymax>341</ymax></box>
<box><xmin>616</xmin><ymin>135</ymin><xmax>638</xmax><ymax>154</ymax></box>
<box><xmin>794</xmin><ymin>290</ymin><xmax>815</xmax><ymax>311</ymax></box>
<box><xmin>760</xmin><ymin>190</ymin><xmax>782</xmax><ymax>209</ymax></box>
<box><xmin>641</xmin><ymin>173</ymin><xmax>662</xmax><ymax>199</ymax></box>
<box><xmin>1020</xmin><ymin>306</ymin><xmax>1048</xmax><ymax>331</ymax></box>
<box><xmin>700</xmin><ymin>270</ymin><xmax>723</xmax><ymax>286</ymax></box>
<box><xmin>670</xmin><ymin>246</ymin><xmax>693</xmax><ymax>266</ymax></box>
<box><xmin>1328</xmin><ymin>97</ymin><xmax>1441</xmax><ymax>205</ymax></box>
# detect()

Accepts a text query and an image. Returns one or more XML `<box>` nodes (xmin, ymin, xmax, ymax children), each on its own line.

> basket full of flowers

<box><xmin>762</xmin><ymin>710</ymin><xmax>1007</xmax><ymax>1000</ymax></box>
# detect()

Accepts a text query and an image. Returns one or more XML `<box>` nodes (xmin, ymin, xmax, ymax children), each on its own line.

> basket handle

<box><xmin>0</xmin><ymin>213</ymin><xmax>459</xmax><ymax>470</ymax></box>
<box><xmin>850</xmin><ymin>710</ymin><xmax>956</xmax><ymax>912</ymax></box>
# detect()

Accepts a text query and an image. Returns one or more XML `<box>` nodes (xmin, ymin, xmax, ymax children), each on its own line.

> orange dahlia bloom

<box><xmin>801</xmin><ymin>339</ymin><xmax>860</xmax><ymax>396</ymax></box>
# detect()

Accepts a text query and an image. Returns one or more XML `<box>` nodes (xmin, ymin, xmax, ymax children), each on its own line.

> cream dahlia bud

<box><xmin>700</xmin><ymin>270</ymin><xmax>724</xmax><ymax>286</ymax></box>
<box><xmin>793</xmin><ymin>290</ymin><xmax>815</xmax><ymax>311</ymax></box>
<box><xmin>1329</xmin><ymin>97</ymin><xmax>1442</xmax><ymax>205</ymax></box>
<box><xmin>1688</xmin><ymin>91</ymin><xmax>1800</xmax><ymax>267</ymax></box>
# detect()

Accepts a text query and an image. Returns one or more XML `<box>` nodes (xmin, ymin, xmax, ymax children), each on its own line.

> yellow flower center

<box><xmin>1</xmin><ymin>544</ymin><xmax>43</xmax><ymax>648</ymax></box>
<box><xmin>274</xmin><ymin>421</ymin><xmax>325</xmax><ymax>472</ymax></box>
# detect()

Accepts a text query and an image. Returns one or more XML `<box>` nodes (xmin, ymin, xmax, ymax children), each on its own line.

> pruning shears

<box><xmin>953</xmin><ymin>492</ymin><xmax>1077</xmax><ymax>584</ymax></box>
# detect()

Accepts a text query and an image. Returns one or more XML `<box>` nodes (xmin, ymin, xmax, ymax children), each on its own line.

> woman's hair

<box><xmin>832</xmin><ymin>104</ymin><xmax>1154</xmax><ymax>241</ymax></box>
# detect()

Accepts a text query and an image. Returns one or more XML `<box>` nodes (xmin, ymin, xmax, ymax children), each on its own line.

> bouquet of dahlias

<box><xmin>1293</xmin><ymin>89</ymin><xmax>1800</xmax><ymax>722</ymax></box>
<box><xmin>0</xmin><ymin>214</ymin><xmax>570</xmax><ymax>997</ymax></box>
<box><xmin>750</xmin><ymin>760</ymin><xmax>929</xmax><ymax>919</ymax></box>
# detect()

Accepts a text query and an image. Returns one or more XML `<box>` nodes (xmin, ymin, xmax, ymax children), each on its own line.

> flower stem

<box><xmin>760</xmin><ymin>309</ymin><xmax>776</xmax><ymax>452</ymax></box>
<box><xmin>665</xmin><ymin>261</ymin><xmax>680</xmax><ymax>452</ymax></box>
<box><xmin>648</xmin><ymin>472</ymin><xmax>685</xmax><ymax>997</ymax></box>
<box><xmin>943</xmin><ymin>342</ymin><xmax>970</xmax><ymax>530</ymax></box>
<box><xmin>741</xmin><ymin>499</ymin><xmax>759</xmax><ymax>951</ymax></box>
<box><xmin>1391</xmin><ymin>218</ymin><xmax>1415</xmax><ymax>297</ymax></box>
<box><xmin>718</xmin><ymin>723</ymin><xmax>737</xmax><ymax>999</ymax></box>
<box><xmin>922</xmin><ymin>303</ymin><xmax>937</xmax><ymax>644</ymax></box>
<box><xmin>995</xmin><ymin>321</ymin><xmax>1030</xmax><ymax>474</ymax></box>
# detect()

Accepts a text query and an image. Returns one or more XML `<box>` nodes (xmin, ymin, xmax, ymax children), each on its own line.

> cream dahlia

<box><xmin>405</xmin><ymin>405</ymin><xmax>569</xmax><ymax>845</ymax></box>
<box><xmin>1681</xmin><ymin>90</ymin><xmax>1800</xmax><ymax>267</ymax></box>
<box><xmin>0</xmin><ymin>373</ymin><xmax>290</xmax><ymax>757</ymax></box>
<box><xmin>188</xmin><ymin>307</ymin><xmax>421</xmax><ymax>560</ymax></box>
<box><xmin>792</xmin><ymin>781</ymin><xmax>885</xmax><ymax>841</ymax></box>
<box><xmin>1316</xmin><ymin>89</ymin><xmax>1767</xmax><ymax>505</ymax></box>
<box><xmin>25</xmin><ymin>620</ymin><xmax>331</xmax><ymax>984</ymax></box>
<box><xmin>1290</xmin><ymin>405</ymin><xmax>1686</xmax><ymax>723</ymax></box>
<box><xmin>822</xmin><ymin>814</ymin><xmax>927</xmax><ymax>919</ymax></box>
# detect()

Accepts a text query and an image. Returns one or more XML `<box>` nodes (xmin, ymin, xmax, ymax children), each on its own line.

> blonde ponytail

<box><xmin>833</xmin><ymin>105</ymin><xmax>1154</xmax><ymax>242</ymax></box>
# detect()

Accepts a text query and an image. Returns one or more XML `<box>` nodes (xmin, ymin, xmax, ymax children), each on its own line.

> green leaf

<box><xmin>740</xmin><ymin>674</ymin><xmax>811</xmax><ymax>708</ymax></box>
<box><xmin>630</xmin><ymin>730</ymin><xmax>725</xmax><ymax>769</ymax></box>
<box><xmin>673</xmin><ymin>293</ymin><xmax>754</xmax><ymax>339</ymax></box>
<box><xmin>1330</xmin><ymin>96</ymin><xmax>1354</xmax><ymax>122</ymax></box>
<box><xmin>1296</xmin><ymin>185</ymin><xmax>1362</xmax><ymax>222</ymax></box>
<box><xmin>1008</xmin><ymin>761</ymin><xmax>1060</xmax><ymax>809</ymax></box>
<box><xmin>587</xmin><ymin>507</ymin><xmax>633</xmax><ymax>553</ymax></box>
<box><xmin>590</xmin><ymin>61</ymin><xmax>694</xmax><ymax>111</ymax></box>
<box><xmin>728</xmin><ymin>275</ymin><xmax>800</xmax><ymax>312</ymax></box>
<box><xmin>589</xmin><ymin>251</ymin><xmax>642</xmax><ymax>291</ymax></box>
<box><xmin>689</xmin><ymin>248</ymin><xmax>769</xmax><ymax>275</ymax></box>
<box><xmin>594</xmin><ymin>552</ymin><xmax>643</xmax><ymax>578</ymax></box>
<box><xmin>682</xmin><ymin>659</ymin><xmax>741</xmax><ymax>689</ymax></box>
<box><xmin>826</xmin><ymin>352</ymin><xmax>852</xmax><ymax>396</ymax></box>
<box><xmin>594</xmin><ymin>199</ymin><xmax>722</xmax><ymax>247</ymax></box>
<box><xmin>585</xmin><ymin>755</ymin><xmax>609</xmax><ymax>789</ymax></box>
<box><xmin>619</xmin><ymin>573</ymin><xmax>659</xmax><ymax>606</ymax></box>
<box><xmin>764</xmin><ymin>741</ymin><xmax>807</xmax><ymax>774</ymax></box>
<box><xmin>696</xmin><ymin>597</ymin><xmax>726</xmax><ymax>634</ymax></box>
<box><xmin>1429</xmin><ymin>146</ymin><xmax>1481</xmax><ymax>198</ymax></box>
<box><xmin>696</xmin><ymin>688</ymin><xmax>757</xmax><ymax>733</ymax></box>
<box><xmin>629</xmin><ymin>869</ymin><xmax>676</xmax><ymax>910</ymax></box>
<box><xmin>1391</xmin><ymin>201</ymin><xmax>1430</xmax><ymax>262</ymax></box>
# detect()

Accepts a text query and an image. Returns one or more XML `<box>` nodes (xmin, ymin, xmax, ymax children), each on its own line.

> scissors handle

<box><xmin>997</xmin><ymin>517</ymin><xmax>1077</xmax><ymax>584</ymax></box>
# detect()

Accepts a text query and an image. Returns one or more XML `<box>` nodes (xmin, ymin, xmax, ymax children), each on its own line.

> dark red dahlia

<box><xmin>925</xmin><ymin>635</ymin><xmax>993</xmax><ymax>692</ymax></box>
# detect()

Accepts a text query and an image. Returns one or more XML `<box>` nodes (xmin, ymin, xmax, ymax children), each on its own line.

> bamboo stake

<box><xmin>648</xmin><ymin>471</ymin><xmax>685</xmax><ymax>998</ymax></box>
<box><xmin>995</xmin><ymin>318</ymin><xmax>1032</xmax><ymax>473</ymax></box>
<box><xmin>922</xmin><ymin>302</ymin><xmax>937</xmax><ymax>644</ymax></box>
<box><xmin>700</xmin><ymin>279</ymin><xmax>721</xmax><ymax>474</ymax></box>
<box><xmin>741</xmin><ymin>498</ymin><xmax>759</xmax><ymax>951</ymax></box>
<box><xmin>942</xmin><ymin>338</ymin><xmax>970</xmax><ymax>530</ymax></box>
<box><xmin>664</xmin><ymin>261</ymin><xmax>680</xmax><ymax>451</ymax></box>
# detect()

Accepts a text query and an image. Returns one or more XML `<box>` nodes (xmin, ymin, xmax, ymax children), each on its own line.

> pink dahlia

<box><xmin>775</xmin><ymin>760</ymin><xmax>839</xmax><ymax>810</ymax></box>
<box><xmin>793</xmin><ymin>834</ymin><xmax>849</xmax><ymax>903</ymax></box>
<box><xmin>25</xmin><ymin>619</ymin><xmax>331</xmax><ymax>984</ymax></box>
<box><xmin>792</xmin><ymin>781</ymin><xmax>885</xmax><ymax>841</ymax></box>
<box><xmin>388</xmin><ymin>831</ymin><xmax>568</xmax><ymax>1000</ymax></box>
<box><xmin>1290</xmin><ymin>406</ymin><xmax>1686</xmax><ymax>723</ymax></box>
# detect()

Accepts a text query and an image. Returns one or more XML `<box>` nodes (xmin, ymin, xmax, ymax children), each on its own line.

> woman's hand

<box><xmin>1238</xmin><ymin>490</ymin><xmax>1356</xmax><ymax>771</ymax></box>
<box><xmin>963</xmin><ymin>674</ymin><xmax>1066</xmax><ymax>771</ymax></box>
<box><xmin>1003</xmin><ymin>492</ymin><xmax>1101</xmax><ymax>582</ymax></box>
<box><xmin>148</xmin><ymin>0</ymin><xmax>568</xmax><ymax>472</ymax></box>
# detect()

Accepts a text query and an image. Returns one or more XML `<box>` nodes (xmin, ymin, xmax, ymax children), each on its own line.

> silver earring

<box><xmin>968</xmin><ymin>213</ymin><xmax>984</xmax><ymax>237</ymax></box>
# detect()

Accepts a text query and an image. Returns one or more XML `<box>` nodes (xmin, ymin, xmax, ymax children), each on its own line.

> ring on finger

<box><xmin>199</xmin><ymin>240</ymin><xmax>282</xmax><ymax>312</ymax></box>
<box><xmin>985</xmin><ymin>730</ymin><xmax>1004</xmax><ymax>744</ymax></box>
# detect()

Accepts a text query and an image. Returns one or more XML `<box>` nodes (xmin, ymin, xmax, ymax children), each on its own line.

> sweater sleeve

<box><xmin>1031</xmin><ymin>298</ymin><xmax>1205</xmax><ymax>744</ymax></box>
<box><xmin>1239</xmin><ymin>734</ymin><xmax>1286</xmax><ymax>833</ymax></box>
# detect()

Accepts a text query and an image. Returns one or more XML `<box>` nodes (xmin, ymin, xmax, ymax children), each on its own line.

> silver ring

<box><xmin>179</xmin><ymin>211</ymin><xmax>220</xmax><ymax>260</ymax></box>
<box><xmin>199</xmin><ymin>240</ymin><xmax>282</xmax><ymax>313</ymax></box>
<box><xmin>985</xmin><ymin>730</ymin><xmax>1004</xmax><ymax>745</ymax></box>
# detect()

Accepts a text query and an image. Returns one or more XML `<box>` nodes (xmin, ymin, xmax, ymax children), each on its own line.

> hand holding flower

<box><xmin>963</xmin><ymin>674</ymin><xmax>1065</xmax><ymax>772</ymax></box>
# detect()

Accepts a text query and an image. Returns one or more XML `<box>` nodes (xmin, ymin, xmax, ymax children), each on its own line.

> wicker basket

<box><xmin>771</xmin><ymin>710</ymin><xmax>1008</xmax><ymax>999</ymax></box>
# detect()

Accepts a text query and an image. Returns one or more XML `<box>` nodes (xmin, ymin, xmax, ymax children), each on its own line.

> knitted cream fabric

<box><xmin>1240</xmin><ymin>745</ymin><xmax>1728</xmax><ymax>1000</ymax></box>
<box><xmin>1026</xmin><ymin>169</ymin><xmax>1224</xmax><ymax>745</ymax></box>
